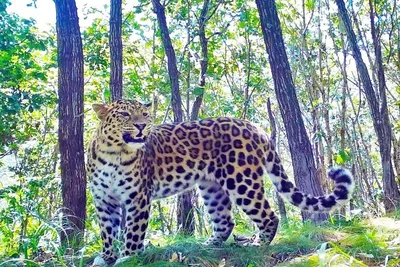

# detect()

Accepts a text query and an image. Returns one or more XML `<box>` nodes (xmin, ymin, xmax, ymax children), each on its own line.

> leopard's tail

<box><xmin>266</xmin><ymin>154</ymin><xmax>354</xmax><ymax>213</ymax></box>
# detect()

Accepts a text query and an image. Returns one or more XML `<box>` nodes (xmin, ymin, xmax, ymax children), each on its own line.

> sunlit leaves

<box><xmin>0</xmin><ymin>5</ymin><xmax>55</xmax><ymax>153</ymax></box>
<box><xmin>334</xmin><ymin>149</ymin><xmax>352</xmax><ymax>165</ymax></box>
<box><xmin>305</xmin><ymin>0</ymin><xmax>316</xmax><ymax>11</ymax></box>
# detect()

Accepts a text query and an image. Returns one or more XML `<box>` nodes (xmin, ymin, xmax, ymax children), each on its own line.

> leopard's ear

<box><xmin>144</xmin><ymin>103</ymin><xmax>152</xmax><ymax>108</ymax></box>
<box><xmin>92</xmin><ymin>103</ymin><xmax>110</xmax><ymax>121</ymax></box>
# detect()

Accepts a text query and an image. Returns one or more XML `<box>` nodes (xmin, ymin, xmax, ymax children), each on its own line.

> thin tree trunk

<box><xmin>336</xmin><ymin>0</ymin><xmax>400</xmax><ymax>212</ymax></box>
<box><xmin>300</xmin><ymin>0</ymin><xmax>326</xmax><ymax>191</ymax></box>
<box><xmin>152</xmin><ymin>0</ymin><xmax>183</xmax><ymax>122</ymax></box>
<box><xmin>241</xmin><ymin>30</ymin><xmax>252</xmax><ymax>120</ymax></box>
<box><xmin>255</xmin><ymin>0</ymin><xmax>328</xmax><ymax>222</ymax></box>
<box><xmin>348</xmin><ymin>122</ymin><xmax>380</xmax><ymax>213</ymax></box>
<box><xmin>316</xmin><ymin>0</ymin><xmax>328</xmax><ymax>189</ymax></box>
<box><xmin>267</xmin><ymin>98</ymin><xmax>287</xmax><ymax>222</ymax></box>
<box><xmin>348</xmin><ymin>82</ymin><xmax>382</xmax><ymax>193</ymax></box>
<box><xmin>191</xmin><ymin>0</ymin><xmax>210</xmax><ymax>121</ymax></box>
<box><xmin>340</xmin><ymin>35</ymin><xmax>348</xmax><ymax>159</ymax></box>
<box><xmin>152</xmin><ymin>0</ymin><xmax>194</xmax><ymax>235</ymax></box>
<box><xmin>185</xmin><ymin>0</ymin><xmax>191</xmax><ymax>120</ymax></box>
<box><xmin>109</xmin><ymin>0</ymin><xmax>123</xmax><ymax>101</ymax></box>
<box><xmin>338</xmin><ymin>36</ymin><xmax>348</xmax><ymax>217</ymax></box>
<box><xmin>54</xmin><ymin>0</ymin><xmax>86</xmax><ymax>245</ymax></box>
<box><xmin>176</xmin><ymin>191</ymin><xmax>195</xmax><ymax>235</ymax></box>
<box><xmin>186</xmin><ymin>0</ymin><xmax>215</xmax><ymax>236</ymax></box>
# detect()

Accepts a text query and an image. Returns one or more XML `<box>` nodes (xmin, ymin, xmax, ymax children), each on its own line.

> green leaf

<box><xmin>193</xmin><ymin>87</ymin><xmax>204</xmax><ymax>96</ymax></box>
<box><xmin>305</xmin><ymin>0</ymin><xmax>316</xmax><ymax>11</ymax></box>
<box><xmin>334</xmin><ymin>149</ymin><xmax>352</xmax><ymax>165</ymax></box>
<box><xmin>103</xmin><ymin>88</ymin><xmax>111</xmax><ymax>102</ymax></box>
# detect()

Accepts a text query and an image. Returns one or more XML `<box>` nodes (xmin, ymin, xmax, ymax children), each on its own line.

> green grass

<box><xmin>116</xmin><ymin>239</ymin><xmax>274</xmax><ymax>267</ymax></box>
<box><xmin>114</xmin><ymin>216</ymin><xmax>400</xmax><ymax>267</ymax></box>
<box><xmin>114</xmin><ymin>221</ymin><xmax>328</xmax><ymax>267</ymax></box>
<box><xmin>1</xmin><ymin>216</ymin><xmax>399</xmax><ymax>266</ymax></box>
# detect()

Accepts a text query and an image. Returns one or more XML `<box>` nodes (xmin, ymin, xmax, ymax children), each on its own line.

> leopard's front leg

<box><xmin>91</xmin><ymin>186</ymin><xmax>121</xmax><ymax>265</ymax></box>
<box><xmin>121</xmin><ymin>191</ymin><xmax>151</xmax><ymax>256</ymax></box>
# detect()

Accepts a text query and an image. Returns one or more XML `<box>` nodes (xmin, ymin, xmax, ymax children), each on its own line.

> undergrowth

<box><xmin>0</xmin><ymin>215</ymin><xmax>399</xmax><ymax>266</ymax></box>
<box><xmin>113</xmin><ymin>216</ymin><xmax>400</xmax><ymax>267</ymax></box>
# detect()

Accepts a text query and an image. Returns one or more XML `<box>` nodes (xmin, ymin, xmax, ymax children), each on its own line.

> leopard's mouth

<box><xmin>122</xmin><ymin>132</ymin><xmax>146</xmax><ymax>143</ymax></box>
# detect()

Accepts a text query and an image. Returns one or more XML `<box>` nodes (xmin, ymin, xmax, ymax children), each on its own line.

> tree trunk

<box><xmin>191</xmin><ymin>0</ymin><xmax>210</xmax><ymax>121</ymax></box>
<box><xmin>54</xmin><ymin>0</ymin><xmax>86</xmax><ymax>245</ymax></box>
<box><xmin>255</xmin><ymin>0</ymin><xmax>328</xmax><ymax>222</ymax></box>
<box><xmin>109</xmin><ymin>0</ymin><xmax>123</xmax><ymax>101</ymax></box>
<box><xmin>393</xmin><ymin>136</ymin><xmax>400</xmax><ymax>184</ymax></box>
<box><xmin>267</xmin><ymin>98</ymin><xmax>287</xmax><ymax>221</ymax></box>
<box><xmin>336</xmin><ymin>0</ymin><xmax>400</xmax><ymax>212</ymax></box>
<box><xmin>299</xmin><ymin>0</ymin><xmax>327</xmax><ymax>192</ymax></box>
<box><xmin>185</xmin><ymin>0</ymin><xmax>191</xmax><ymax>120</ymax></box>
<box><xmin>152</xmin><ymin>0</ymin><xmax>183</xmax><ymax>122</ymax></box>
<box><xmin>152</xmin><ymin>0</ymin><xmax>194</xmax><ymax>235</ymax></box>
<box><xmin>109</xmin><ymin>0</ymin><xmax>126</xmax><ymax>233</ymax></box>
<box><xmin>176</xmin><ymin>191</ymin><xmax>195</xmax><ymax>235</ymax></box>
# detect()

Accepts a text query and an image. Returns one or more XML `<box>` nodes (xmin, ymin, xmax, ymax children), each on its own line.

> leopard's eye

<box><xmin>119</xmin><ymin>112</ymin><xmax>130</xmax><ymax>117</ymax></box>
<box><xmin>143</xmin><ymin>112</ymin><xmax>149</xmax><ymax>117</ymax></box>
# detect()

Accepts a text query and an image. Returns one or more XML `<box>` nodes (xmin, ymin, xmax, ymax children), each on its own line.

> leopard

<box><xmin>87</xmin><ymin>99</ymin><xmax>354</xmax><ymax>265</ymax></box>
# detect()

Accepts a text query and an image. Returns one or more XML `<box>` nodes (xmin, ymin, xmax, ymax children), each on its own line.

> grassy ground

<box><xmin>0</xmin><ymin>215</ymin><xmax>399</xmax><ymax>266</ymax></box>
<box><xmin>113</xmin><ymin>216</ymin><xmax>400</xmax><ymax>267</ymax></box>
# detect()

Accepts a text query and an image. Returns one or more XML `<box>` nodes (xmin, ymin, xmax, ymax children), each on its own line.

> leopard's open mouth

<box><xmin>122</xmin><ymin>132</ymin><xmax>146</xmax><ymax>143</ymax></box>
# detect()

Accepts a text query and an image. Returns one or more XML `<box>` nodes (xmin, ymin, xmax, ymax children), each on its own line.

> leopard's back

<box><xmin>147</xmin><ymin>118</ymin><xmax>272</xmax><ymax>199</ymax></box>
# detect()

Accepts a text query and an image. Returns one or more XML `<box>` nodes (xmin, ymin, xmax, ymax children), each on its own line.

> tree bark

<box><xmin>109</xmin><ymin>0</ymin><xmax>123</xmax><ymax>101</ymax></box>
<box><xmin>176</xmin><ymin>191</ymin><xmax>195</xmax><ymax>235</ymax></box>
<box><xmin>393</xmin><ymin>136</ymin><xmax>400</xmax><ymax>184</ymax></box>
<box><xmin>110</xmin><ymin>0</ymin><xmax>125</xmax><ymax>233</ymax></box>
<box><xmin>152</xmin><ymin>0</ymin><xmax>194</xmax><ymax>235</ymax></box>
<box><xmin>54</xmin><ymin>0</ymin><xmax>86</xmax><ymax>245</ymax></box>
<box><xmin>255</xmin><ymin>0</ymin><xmax>327</xmax><ymax>222</ymax></box>
<box><xmin>336</xmin><ymin>0</ymin><xmax>400</xmax><ymax>212</ymax></box>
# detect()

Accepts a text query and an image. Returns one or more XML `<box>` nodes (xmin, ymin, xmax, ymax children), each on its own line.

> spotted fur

<box><xmin>87</xmin><ymin>100</ymin><xmax>354</xmax><ymax>264</ymax></box>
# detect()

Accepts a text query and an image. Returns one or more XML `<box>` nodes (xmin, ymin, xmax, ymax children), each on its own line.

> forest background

<box><xmin>0</xmin><ymin>0</ymin><xmax>400</xmax><ymax>266</ymax></box>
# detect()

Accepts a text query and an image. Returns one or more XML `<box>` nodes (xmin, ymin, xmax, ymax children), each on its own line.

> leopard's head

<box><xmin>93</xmin><ymin>99</ymin><xmax>153</xmax><ymax>150</ymax></box>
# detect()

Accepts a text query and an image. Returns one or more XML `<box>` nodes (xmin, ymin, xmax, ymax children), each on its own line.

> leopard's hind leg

<box><xmin>223</xmin><ymin>170</ymin><xmax>279</xmax><ymax>245</ymax></box>
<box><xmin>198</xmin><ymin>180</ymin><xmax>235</xmax><ymax>245</ymax></box>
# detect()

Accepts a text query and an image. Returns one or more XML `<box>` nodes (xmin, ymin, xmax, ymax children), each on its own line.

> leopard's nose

<box><xmin>134</xmin><ymin>124</ymin><xmax>146</xmax><ymax>131</ymax></box>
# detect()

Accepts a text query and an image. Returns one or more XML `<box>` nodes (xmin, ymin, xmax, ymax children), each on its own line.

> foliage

<box><xmin>0</xmin><ymin>0</ymin><xmax>56</xmax><ymax>156</ymax></box>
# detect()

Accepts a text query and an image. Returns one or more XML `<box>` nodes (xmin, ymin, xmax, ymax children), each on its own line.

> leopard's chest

<box><xmin>91</xmin><ymin>161</ymin><xmax>122</xmax><ymax>193</ymax></box>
